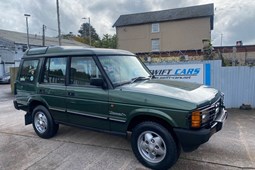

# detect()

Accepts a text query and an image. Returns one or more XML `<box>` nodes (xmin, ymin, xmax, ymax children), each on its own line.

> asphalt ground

<box><xmin>0</xmin><ymin>84</ymin><xmax>255</xmax><ymax>170</ymax></box>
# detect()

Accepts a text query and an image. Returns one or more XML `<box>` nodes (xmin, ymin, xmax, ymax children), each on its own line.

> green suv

<box><xmin>14</xmin><ymin>46</ymin><xmax>227</xmax><ymax>170</ymax></box>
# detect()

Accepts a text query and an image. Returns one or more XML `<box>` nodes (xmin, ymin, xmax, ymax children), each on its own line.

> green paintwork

<box><xmin>108</xmin><ymin>79</ymin><xmax>219</xmax><ymax>133</ymax></box>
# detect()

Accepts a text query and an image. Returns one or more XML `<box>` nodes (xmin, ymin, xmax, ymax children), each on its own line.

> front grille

<box><xmin>200</xmin><ymin>98</ymin><xmax>222</xmax><ymax>128</ymax></box>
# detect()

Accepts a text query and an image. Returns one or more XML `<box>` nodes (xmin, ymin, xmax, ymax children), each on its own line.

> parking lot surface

<box><xmin>0</xmin><ymin>84</ymin><xmax>255</xmax><ymax>170</ymax></box>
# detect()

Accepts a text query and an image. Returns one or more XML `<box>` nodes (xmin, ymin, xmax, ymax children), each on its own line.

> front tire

<box><xmin>32</xmin><ymin>105</ymin><xmax>59</xmax><ymax>139</ymax></box>
<box><xmin>131</xmin><ymin>122</ymin><xmax>179</xmax><ymax>170</ymax></box>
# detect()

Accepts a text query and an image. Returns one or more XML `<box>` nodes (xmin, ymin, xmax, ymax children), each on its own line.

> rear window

<box><xmin>19</xmin><ymin>59</ymin><xmax>39</xmax><ymax>83</ymax></box>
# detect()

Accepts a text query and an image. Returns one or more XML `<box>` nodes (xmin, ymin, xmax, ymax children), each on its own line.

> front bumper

<box><xmin>173</xmin><ymin>108</ymin><xmax>228</xmax><ymax>152</ymax></box>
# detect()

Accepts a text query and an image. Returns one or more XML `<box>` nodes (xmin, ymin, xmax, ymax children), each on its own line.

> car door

<box><xmin>37</xmin><ymin>57</ymin><xmax>68</xmax><ymax>122</ymax></box>
<box><xmin>15</xmin><ymin>59</ymin><xmax>40</xmax><ymax>105</ymax></box>
<box><xmin>66</xmin><ymin>56</ymin><xmax>109</xmax><ymax>130</ymax></box>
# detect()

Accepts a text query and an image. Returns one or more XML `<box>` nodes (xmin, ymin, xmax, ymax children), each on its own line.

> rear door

<box><xmin>38</xmin><ymin>57</ymin><xmax>68</xmax><ymax>122</ymax></box>
<box><xmin>16</xmin><ymin>59</ymin><xmax>40</xmax><ymax>105</ymax></box>
<box><xmin>66</xmin><ymin>56</ymin><xmax>109</xmax><ymax>130</ymax></box>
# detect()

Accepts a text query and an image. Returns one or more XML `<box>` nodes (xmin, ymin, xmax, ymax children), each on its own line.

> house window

<box><xmin>151</xmin><ymin>23</ymin><xmax>160</xmax><ymax>33</ymax></box>
<box><xmin>151</xmin><ymin>39</ymin><xmax>160</xmax><ymax>51</ymax></box>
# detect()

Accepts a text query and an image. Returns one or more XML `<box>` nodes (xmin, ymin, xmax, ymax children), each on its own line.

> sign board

<box><xmin>147</xmin><ymin>63</ymin><xmax>210</xmax><ymax>85</ymax></box>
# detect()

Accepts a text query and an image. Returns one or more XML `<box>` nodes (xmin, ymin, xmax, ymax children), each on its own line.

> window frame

<box><xmin>151</xmin><ymin>39</ymin><xmax>160</xmax><ymax>51</ymax></box>
<box><xmin>151</xmin><ymin>23</ymin><xmax>160</xmax><ymax>33</ymax></box>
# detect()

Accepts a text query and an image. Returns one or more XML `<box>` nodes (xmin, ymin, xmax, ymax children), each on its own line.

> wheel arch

<box><xmin>23</xmin><ymin>98</ymin><xmax>49</xmax><ymax>125</ymax></box>
<box><xmin>27</xmin><ymin>98</ymin><xmax>49</xmax><ymax>114</ymax></box>
<box><xmin>127</xmin><ymin>114</ymin><xmax>180</xmax><ymax>147</ymax></box>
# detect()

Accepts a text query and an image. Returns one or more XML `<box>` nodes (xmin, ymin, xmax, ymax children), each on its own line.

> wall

<box><xmin>117</xmin><ymin>17</ymin><xmax>211</xmax><ymax>53</ymax></box>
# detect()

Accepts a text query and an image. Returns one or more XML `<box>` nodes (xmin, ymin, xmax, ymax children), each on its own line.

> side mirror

<box><xmin>90</xmin><ymin>78</ymin><xmax>107</xmax><ymax>89</ymax></box>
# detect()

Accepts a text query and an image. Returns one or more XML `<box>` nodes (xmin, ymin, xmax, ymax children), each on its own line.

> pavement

<box><xmin>0</xmin><ymin>84</ymin><xmax>255</xmax><ymax>170</ymax></box>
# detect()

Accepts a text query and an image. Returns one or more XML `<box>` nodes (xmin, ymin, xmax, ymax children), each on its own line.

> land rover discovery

<box><xmin>14</xmin><ymin>46</ymin><xmax>227</xmax><ymax>170</ymax></box>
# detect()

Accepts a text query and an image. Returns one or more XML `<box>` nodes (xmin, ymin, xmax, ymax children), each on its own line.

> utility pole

<box><xmin>56</xmin><ymin>0</ymin><xmax>61</xmax><ymax>46</ymax></box>
<box><xmin>42</xmin><ymin>25</ymin><xmax>46</xmax><ymax>46</ymax></box>
<box><xmin>24</xmin><ymin>14</ymin><xmax>30</xmax><ymax>49</ymax></box>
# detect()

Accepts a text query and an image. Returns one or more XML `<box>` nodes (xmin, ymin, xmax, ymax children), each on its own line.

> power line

<box><xmin>46</xmin><ymin>26</ymin><xmax>58</xmax><ymax>32</ymax></box>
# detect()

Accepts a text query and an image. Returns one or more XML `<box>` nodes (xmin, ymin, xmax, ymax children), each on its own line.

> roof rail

<box><xmin>26</xmin><ymin>46</ymin><xmax>49</xmax><ymax>55</ymax></box>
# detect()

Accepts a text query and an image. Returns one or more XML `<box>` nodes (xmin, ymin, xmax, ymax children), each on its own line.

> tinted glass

<box><xmin>70</xmin><ymin>57</ymin><xmax>101</xmax><ymax>86</ymax></box>
<box><xmin>43</xmin><ymin>57</ymin><xmax>67</xmax><ymax>84</ymax></box>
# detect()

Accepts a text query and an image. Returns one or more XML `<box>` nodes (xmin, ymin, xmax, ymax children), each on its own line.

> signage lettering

<box><xmin>147</xmin><ymin>64</ymin><xmax>204</xmax><ymax>84</ymax></box>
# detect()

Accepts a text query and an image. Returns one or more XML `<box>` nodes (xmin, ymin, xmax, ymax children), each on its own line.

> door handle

<box><xmin>68</xmin><ymin>92</ymin><xmax>75</xmax><ymax>96</ymax></box>
<box><xmin>39</xmin><ymin>89</ymin><xmax>45</xmax><ymax>94</ymax></box>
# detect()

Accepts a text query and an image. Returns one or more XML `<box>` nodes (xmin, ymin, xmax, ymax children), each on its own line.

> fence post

<box><xmin>10</xmin><ymin>67</ymin><xmax>19</xmax><ymax>94</ymax></box>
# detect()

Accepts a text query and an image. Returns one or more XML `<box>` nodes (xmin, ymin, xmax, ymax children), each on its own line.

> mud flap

<box><xmin>25</xmin><ymin>112</ymin><xmax>32</xmax><ymax>125</ymax></box>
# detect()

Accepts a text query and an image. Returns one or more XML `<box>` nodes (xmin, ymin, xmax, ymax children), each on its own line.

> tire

<box><xmin>32</xmin><ymin>105</ymin><xmax>59</xmax><ymax>139</ymax></box>
<box><xmin>131</xmin><ymin>122</ymin><xmax>179</xmax><ymax>170</ymax></box>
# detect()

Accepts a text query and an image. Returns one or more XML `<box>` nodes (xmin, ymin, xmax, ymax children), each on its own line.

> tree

<box><xmin>62</xmin><ymin>32</ymin><xmax>75</xmax><ymax>39</ymax></box>
<box><xmin>76</xmin><ymin>22</ymin><xmax>118</xmax><ymax>48</ymax></box>
<box><xmin>78</xmin><ymin>23</ymin><xmax>100</xmax><ymax>46</ymax></box>
<box><xmin>101</xmin><ymin>34</ymin><xmax>117</xmax><ymax>49</ymax></box>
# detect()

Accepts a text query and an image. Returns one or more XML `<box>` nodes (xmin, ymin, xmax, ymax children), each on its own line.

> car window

<box><xmin>4</xmin><ymin>72</ymin><xmax>10</xmax><ymax>76</ymax></box>
<box><xmin>70</xmin><ymin>56</ymin><xmax>102</xmax><ymax>86</ymax></box>
<box><xmin>42</xmin><ymin>57</ymin><xmax>67</xmax><ymax>84</ymax></box>
<box><xmin>99</xmin><ymin>55</ymin><xmax>150</xmax><ymax>85</ymax></box>
<box><xmin>19</xmin><ymin>59</ymin><xmax>39</xmax><ymax>83</ymax></box>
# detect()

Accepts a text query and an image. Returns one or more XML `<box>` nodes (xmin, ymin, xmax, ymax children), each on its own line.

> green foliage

<box><xmin>62</xmin><ymin>22</ymin><xmax>118</xmax><ymax>48</ymax></box>
<box><xmin>100</xmin><ymin>34</ymin><xmax>117</xmax><ymax>49</ymax></box>
<box><xmin>78</xmin><ymin>23</ymin><xmax>100</xmax><ymax>46</ymax></box>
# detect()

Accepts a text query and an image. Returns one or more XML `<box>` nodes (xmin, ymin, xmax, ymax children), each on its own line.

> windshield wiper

<box><xmin>130</xmin><ymin>76</ymin><xmax>150</xmax><ymax>84</ymax></box>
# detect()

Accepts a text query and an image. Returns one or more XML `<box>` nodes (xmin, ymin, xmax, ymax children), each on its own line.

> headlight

<box><xmin>201</xmin><ymin>111</ymin><xmax>210</xmax><ymax>123</ymax></box>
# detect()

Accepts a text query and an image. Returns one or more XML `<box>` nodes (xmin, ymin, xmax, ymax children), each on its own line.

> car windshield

<box><xmin>98</xmin><ymin>55</ymin><xmax>151</xmax><ymax>86</ymax></box>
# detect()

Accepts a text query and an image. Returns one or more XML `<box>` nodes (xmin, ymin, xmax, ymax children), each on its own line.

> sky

<box><xmin>0</xmin><ymin>0</ymin><xmax>255</xmax><ymax>47</ymax></box>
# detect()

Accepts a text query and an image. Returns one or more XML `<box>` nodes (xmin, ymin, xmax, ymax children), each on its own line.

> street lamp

<box><xmin>24</xmin><ymin>14</ymin><xmax>30</xmax><ymax>49</ymax></box>
<box><xmin>82</xmin><ymin>17</ymin><xmax>91</xmax><ymax>47</ymax></box>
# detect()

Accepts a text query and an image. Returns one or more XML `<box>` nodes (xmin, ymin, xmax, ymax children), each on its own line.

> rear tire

<box><xmin>32</xmin><ymin>105</ymin><xmax>59</xmax><ymax>139</ymax></box>
<box><xmin>131</xmin><ymin>121</ymin><xmax>179</xmax><ymax>170</ymax></box>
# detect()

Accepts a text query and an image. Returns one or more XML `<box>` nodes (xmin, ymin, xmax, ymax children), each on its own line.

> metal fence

<box><xmin>146</xmin><ymin>60</ymin><xmax>255</xmax><ymax>108</ymax></box>
<box><xmin>208</xmin><ymin>60</ymin><xmax>255</xmax><ymax>108</ymax></box>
